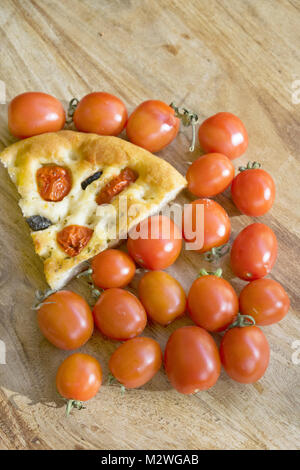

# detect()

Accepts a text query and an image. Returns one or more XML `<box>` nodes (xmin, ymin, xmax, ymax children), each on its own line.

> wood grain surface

<box><xmin>0</xmin><ymin>0</ymin><xmax>299</xmax><ymax>450</ymax></box>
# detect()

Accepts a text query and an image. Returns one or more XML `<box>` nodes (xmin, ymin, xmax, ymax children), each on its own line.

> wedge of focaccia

<box><xmin>0</xmin><ymin>130</ymin><xmax>186</xmax><ymax>289</ymax></box>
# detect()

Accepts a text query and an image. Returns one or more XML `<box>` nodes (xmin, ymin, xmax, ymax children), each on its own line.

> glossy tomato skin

<box><xmin>186</xmin><ymin>153</ymin><xmax>235</xmax><ymax>198</ymax></box>
<box><xmin>220</xmin><ymin>326</ymin><xmax>270</xmax><ymax>383</ymax></box>
<box><xmin>138</xmin><ymin>271</ymin><xmax>186</xmax><ymax>325</ymax></box>
<box><xmin>231</xmin><ymin>169</ymin><xmax>275</xmax><ymax>216</ymax></box>
<box><xmin>56</xmin><ymin>353</ymin><xmax>102</xmax><ymax>401</ymax></box>
<box><xmin>91</xmin><ymin>249</ymin><xmax>136</xmax><ymax>289</ymax></box>
<box><xmin>183</xmin><ymin>198</ymin><xmax>231</xmax><ymax>253</ymax></box>
<box><xmin>93</xmin><ymin>288</ymin><xmax>147</xmax><ymax>340</ymax></box>
<box><xmin>239</xmin><ymin>278</ymin><xmax>290</xmax><ymax>326</ymax></box>
<box><xmin>73</xmin><ymin>92</ymin><xmax>127</xmax><ymax>136</ymax></box>
<box><xmin>8</xmin><ymin>92</ymin><xmax>65</xmax><ymax>139</ymax></box>
<box><xmin>198</xmin><ymin>112</ymin><xmax>248</xmax><ymax>160</ymax></box>
<box><xmin>126</xmin><ymin>100</ymin><xmax>180</xmax><ymax>152</ymax></box>
<box><xmin>188</xmin><ymin>275</ymin><xmax>238</xmax><ymax>332</ymax></box>
<box><xmin>37</xmin><ymin>291</ymin><xmax>94</xmax><ymax>350</ymax></box>
<box><xmin>164</xmin><ymin>326</ymin><xmax>221</xmax><ymax>394</ymax></box>
<box><xmin>109</xmin><ymin>337</ymin><xmax>162</xmax><ymax>388</ymax></box>
<box><xmin>230</xmin><ymin>223</ymin><xmax>277</xmax><ymax>281</ymax></box>
<box><xmin>127</xmin><ymin>215</ymin><xmax>182</xmax><ymax>270</ymax></box>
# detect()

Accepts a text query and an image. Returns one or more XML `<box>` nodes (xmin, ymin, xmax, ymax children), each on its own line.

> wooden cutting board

<box><xmin>0</xmin><ymin>0</ymin><xmax>299</xmax><ymax>450</ymax></box>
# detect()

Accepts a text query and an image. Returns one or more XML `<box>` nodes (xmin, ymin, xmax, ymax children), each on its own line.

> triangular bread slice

<box><xmin>0</xmin><ymin>130</ymin><xmax>186</xmax><ymax>290</ymax></box>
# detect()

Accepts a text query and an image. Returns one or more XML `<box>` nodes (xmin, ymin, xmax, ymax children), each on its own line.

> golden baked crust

<box><xmin>0</xmin><ymin>130</ymin><xmax>186</xmax><ymax>289</ymax></box>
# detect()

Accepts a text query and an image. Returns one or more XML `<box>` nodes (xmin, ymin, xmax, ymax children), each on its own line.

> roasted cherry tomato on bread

<box><xmin>36</xmin><ymin>165</ymin><xmax>72</xmax><ymax>202</ymax></box>
<box><xmin>57</xmin><ymin>225</ymin><xmax>94</xmax><ymax>257</ymax></box>
<box><xmin>91</xmin><ymin>249</ymin><xmax>136</xmax><ymax>289</ymax></box>
<box><xmin>96</xmin><ymin>167</ymin><xmax>137</xmax><ymax>205</ymax></box>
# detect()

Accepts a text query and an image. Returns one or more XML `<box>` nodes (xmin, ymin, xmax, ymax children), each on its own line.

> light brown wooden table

<box><xmin>0</xmin><ymin>0</ymin><xmax>299</xmax><ymax>450</ymax></box>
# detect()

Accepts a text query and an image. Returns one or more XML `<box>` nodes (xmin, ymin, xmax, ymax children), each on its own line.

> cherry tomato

<box><xmin>8</xmin><ymin>92</ymin><xmax>65</xmax><ymax>139</ymax></box>
<box><xmin>73</xmin><ymin>92</ymin><xmax>127</xmax><ymax>136</ymax></box>
<box><xmin>164</xmin><ymin>326</ymin><xmax>221</xmax><ymax>394</ymax></box>
<box><xmin>93</xmin><ymin>288</ymin><xmax>147</xmax><ymax>340</ymax></box>
<box><xmin>36</xmin><ymin>165</ymin><xmax>72</xmax><ymax>202</ymax></box>
<box><xmin>220</xmin><ymin>326</ymin><xmax>270</xmax><ymax>383</ymax></box>
<box><xmin>126</xmin><ymin>100</ymin><xmax>180</xmax><ymax>152</ymax></box>
<box><xmin>57</xmin><ymin>225</ymin><xmax>94</xmax><ymax>257</ymax></box>
<box><xmin>188</xmin><ymin>272</ymin><xmax>238</xmax><ymax>332</ymax></box>
<box><xmin>186</xmin><ymin>153</ymin><xmax>235</xmax><ymax>198</ymax></box>
<box><xmin>231</xmin><ymin>166</ymin><xmax>275</xmax><ymax>216</ymax></box>
<box><xmin>198</xmin><ymin>112</ymin><xmax>248</xmax><ymax>160</ymax></box>
<box><xmin>91</xmin><ymin>249</ymin><xmax>136</xmax><ymax>289</ymax></box>
<box><xmin>231</xmin><ymin>223</ymin><xmax>277</xmax><ymax>281</ymax></box>
<box><xmin>138</xmin><ymin>271</ymin><xmax>186</xmax><ymax>325</ymax></box>
<box><xmin>96</xmin><ymin>167</ymin><xmax>137</xmax><ymax>205</ymax></box>
<box><xmin>183</xmin><ymin>198</ymin><xmax>231</xmax><ymax>253</ymax></box>
<box><xmin>127</xmin><ymin>215</ymin><xmax>182</xmax><ymax>270</ymax></box>
<box><xmin>109</xmin><ymin>337</ymin><xmax>162</xmax><ymax>388</ymax></box>
<box><xmin>37</xmin><ymin>290</ymin><xmax>94</xmax><ymax>350</ymax></box>
<box><xmin>239</xmin><ymin>278</ymin><xmax>290</xmax><ymax>326</ymax></box>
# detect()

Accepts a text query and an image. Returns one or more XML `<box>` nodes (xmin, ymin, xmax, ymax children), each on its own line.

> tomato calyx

<box><xmin>204</xmin><ymin>244</ymin><xmax>230</xmax><ymax>262</ymax></box>
<box><xmin>66</xmin><ymin>98</ymin><xmax>79</xmax><ymax>123</ymax></box>
<box><xmin>77</xmin><ymin>268</ymin><xmax>103</xmax><ymax>298</ymax></box>
<box><xmin>107</xmin><ymin>373</ymin><xmax>126</xmax><ymax>394</ymax></box>
<box><xmin>238</xmin><ymin>161</ymin><xmax>261</xmax><ymax>172</ymax></box>
<box><xmin>65</xmin><ymin>399</ymin><xmax>86</xmax><ymax>416</ymax></box>
<box><xmin>170</xmin><ymin>103</ymin><xmax>198</xmax><ymax>152</ymax></box>
<box><xmin>32</xmin><ymin>288</ymin><xmax>57</xmax><ymax>310</ymax></box>
<box><xmin>198</xmin><ymin>268</ymin><xmax>223</xmax><ymax>278</ymax></box>
<box><xmin>229</xmin><ymin>312</ymin><xmax>256</xmax><ymax>329</ymax></box>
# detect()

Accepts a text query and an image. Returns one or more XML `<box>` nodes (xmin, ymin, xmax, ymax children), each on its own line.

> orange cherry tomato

<box><xmin>164</xmin><ymin>326</ymin><xmax>221</xmax><ymax>394</ymax></box>
<box><xmin>37</xmin><ymin>291</ymin><xmax>93</xmax><ymax>350</ymax></box>
<box><xmin>126</xmin><ymin>100</ymin><xmax>180</xmax><ymax>152</ymax></box>
<box><xmin>8</xmin><ymin>92</ymin><xmax>65</xmax><ymax>139</ymax></box>
<box><xmin>109</xmin><ymin>337</ymin><xmax>162</xmax><ymax>388</ymax></box>
<box><xmin>127</xmin><ymin>215</ymin><xmax>182</xmax><ymax>270</ymax></box>
<box><xmin>231</xmin><ymin>166</ymin><xmax>275</xmax><ymax>216</ymax></box>
<box><xmin>57</xmin><ymin>225</ymin><xmax>94</xmax><ymax>257</ymax></box>
<box><xmin>36</xmin><ymin>165</ymin><xmax>72</xmax><ymax>202</ymax></box>
<box><xmin>239</xmin><ymin>278</ymin><xmax>290</xmax><ymax>326</ymax></box>
<box><xmin>220</xmin><ymin>326</ymin><xmax>270</xmax><ymax>383</ymax></box>
<box><xmin>230</xmin><ymin>223</ymin><xmax>277</xmax><ymax>281</ymax></box>
<box><xmin>186</xmin><ymin>153</ymin><xmax>235</xmax><ymax>198</ymax></box>
<box><xmin>188</xmin><ymin>272</ymin><xmax>238</xmax><ymax>332</ymax></box>
<box><xmin>198</xmin><ymin>112</ymin><xmax>248</xmax><ymax>160</ymax></box>
<box><xmin>183</xmin><ymin>198</ymin><xmax>231</xmax><ymax>253</ymax></box>
<box><xmin>91</xmin><ymin>249</ymin><xmax>136</xmax><ymax>289</ymax></box>
<box><xmin>93</xmin><ymin>288</ymin><xmax>147</xmax><ymax>340</ymax></box>
<box><xmin>73</xmin><ymin>92</ymin><xmax>127</xmax><ymax>136</ymax></box>
<box><xmin>138</xmin><ymin>271</ymin><xmax>186</xmax><ymax>325</ymax></box>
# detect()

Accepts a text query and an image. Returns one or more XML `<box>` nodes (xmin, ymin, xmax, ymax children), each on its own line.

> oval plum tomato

<box><xmin>91</xmin><ymin>249</ymin><xmax>136</xmax><ymax>289</ymax></box>
<box><xmin>188</xmin><ymin>270</ymin><xmax>238</xmax><ymax>332</ymax></box>
<box><xmin>93</xmin><ymin>288</ymin><xmax>147</xmax><ymax>340</ymax></box>
<box><xmin>220</xmin><ymin>325</ymin><xmax>270</xmax><ymax>383</ymax></box>
<box><xmin>231</xmin><ymin>164</ymin><xmax>275</xmax><ymax>216</ymax></box>
<box><xmin>36</xmin><ymin>165</ymin><xmax>72</xmax><ymax>202</ymax></box>
<box><xmin>126</xmin><ymin>100</ymin><xmax>180</xmax><ymax>152</ymax></box>
<box><xmin>73</xmin><ymin>92</ymin><xmax>127</xmax><ymax>136</ymax></box>
<box><xmin>127</xmin><ymin>215</ymin><xmax>182</xmax><ymax>270</ymax></box>
<box><xmin>186</xmin><ymin>153</ymin><xmax>235</xmax><ymax>198</ymax></box>
<box><xmin>198</xmin><ymin>112</ymin><xmax>248</xmax><ymax>160</ymax></box>
<box><xmin>183</xmin><ymin>198</ymin><xmax>231</xmax><ymax>253</ymax></box>
<box><xmin>37</xmin><ymin>290</ymin><xmax>94</xmax><ymax>350</ymax></box>
<box><xmin>138</xmin><ymin>271</ymin><xmax>186</xmax><ymax>325</ymax></box>
<box><xmin>230</xmin><ymin>223</ymin><xmax>277</xmax><ymax>281</ymax></box>
<box><xmin>56</xmin><ymin>353</ymin><xmax>102</xmax><ymax>414</ymax></box>
<box><xmin>8</xmin><ymin>92</ymin><xmax>65</xmax><ymax>139</ymax></box>
<box><xmin>109</xmin><ymin>337</ymin><xmax>162</xmax><ymax>388</ymax></box>
<box><xmin>164</xmin><ymin>326</ymin><xmax>221</xmax><ymax>394</ymax></box>
<box><xmin>239</xmin><ymin>278</ymin><xmax>290</xmax><ymax>326</ymax></box>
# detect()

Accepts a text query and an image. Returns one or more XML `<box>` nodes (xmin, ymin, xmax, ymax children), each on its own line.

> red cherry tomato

<box><xmin>73</xmin><ymin>92</ymin><xmax>127</xmax><ymax>136</ymax></box>
<box><xmin>126</xmin><ymin>100</ymin><xmax>180</xmax><ymax>152</ymax></box>
<box><xmin>8</xmin><ymin>92</ymin><xmax>65</xmax><ymax>139</ymax></box>
<box><xmin>188</xmin><ymin>272</ymin><xmax>238</xmax><ymax>332</ymax></box>
<box><xmin>91</xmin><ymin>249</ymin><xmax>136</xmax><ymax>289</ymax></box>
<box><xmin>183</xmin><ymin>198</ymin><xmax>231</xmax><ymax>253</ymax></box>
<box><xmin>231</xmin><ymin>166</ymin><xmax>275</xmax><ymax>216</ymax></box>
<box><xmin>239</xmin><ymin>278</ymin><xmax>290</xmax><ymax>326</ymax></box>
<box><xmin>138</xmin><ymin>271</ymin><xmax>186</xmax><ymax>325</ymax></box>
<box><xmin>230</xmin><ymin>223</ymin><xmax>277</xmax><ymax>281</ymax></box>
<box><xmin>127</xmin><ymin>215</ymin><xmax>182</xmax><ymax>270</ymax></box>
<box><xmin>164</xmin><ymin>326</ymin><xmax>221</xmax><ymax>394</ymax></box>
<box><xmin>109</xmin><ymin>337</ymin><xmax>162</xmax><ymax>388</ymax></box>
<box><xmin>220</xmin><ymin>326</ymin><xmax>270</xmax><ymax>383</ymax></box>
<box><xmin>186</xmin><ymin>153</ymin><xmax>235</xmax><ymax>198</ymax></box>
<box><xmin>198</xmin><ymin>112</ymin><xmax>248</xmax><ymax>160</ymax></box>
<box><xmin>93</xmin><ymin>288</ymin><xmax>147</xmax><ymax>340</ymax></box>
<box><xmin>57</xmin><ymin>225</ymin><xmax>94</xmax><ymax>257</ymax></box>
<box><xmin>36</xmin><ymin>165</ymin><xmax>72</xmax><ymax>202</ymax></box>
<box><xmin>37</xmin><ymin>291</ymin><xmax>94</xmax><ymax>350</ymax></box>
